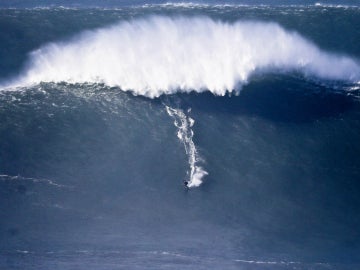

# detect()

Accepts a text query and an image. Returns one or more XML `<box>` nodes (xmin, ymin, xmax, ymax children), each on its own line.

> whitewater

<box><xmin>165</xmin><ymin>106</ymin><xmax>207</xmax><ymax>187</ymax></box>
<box><xmin>5</xmin><ymin>16</ymin><xmax>360</xmax><ymax>97</ymax></box>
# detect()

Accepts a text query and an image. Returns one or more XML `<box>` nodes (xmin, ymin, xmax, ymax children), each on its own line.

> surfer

<box><xmin>183</xmin><ymin>180</ymin><xmax>189</xmax><ymax>189</ymax></box>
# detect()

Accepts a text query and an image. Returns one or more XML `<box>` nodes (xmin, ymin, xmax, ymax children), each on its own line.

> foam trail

<box><xmin>166</xmin><ymin>106</ymin><xmax>207</xmax><ymax>188</ymax></box>
<box><xmin>6</xmin><ymin>16</ymin><xmax>360</xmax><ymax>96</ymax></box>
<box><xmin>0</xmin><ymin>174</ymin><xmax>70</xmax><ymax>188</ymax></box>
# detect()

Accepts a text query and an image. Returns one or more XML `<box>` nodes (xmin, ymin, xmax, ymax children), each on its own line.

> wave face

<box><xmin>13</xmin><ymin>16</ymin><xmax>360</xmax><ymax>97</ymax></box>
<box><xmin>2</xmin><ymin>6</ymin><xmax>360</xmax><ymax>270</ymax></box>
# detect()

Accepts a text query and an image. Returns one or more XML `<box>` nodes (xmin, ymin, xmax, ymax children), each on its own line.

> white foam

<box><xmin>314</xmin><ymin>2</ymin><xmax>358</xmax><ymax>8</ymax></box>
<box><xmin>5</xmin><ymin>16</ymin><xmax>360</xmax><ymax>96</ymax></box>
<box><xmin>166</xmin><ymin>106</ymin><xmax>207</xmax><ymax>188</ymax></box>
<box><xmin>0</xmin><ymin>174</ymin><xmax>70</xmax><ymax>188</ymax></box>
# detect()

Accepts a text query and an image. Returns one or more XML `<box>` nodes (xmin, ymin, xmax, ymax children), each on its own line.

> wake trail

<box><xmin>165</xmin><ymin>106</ymin><xmax>207</xmax><ymax>188</ymax></box>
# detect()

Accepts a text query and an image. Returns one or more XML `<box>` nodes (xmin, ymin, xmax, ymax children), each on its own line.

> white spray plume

<box><xmin>10</xmin><ymin>16</ymin><xmax>360</xmax><ymax>97</ymax></box>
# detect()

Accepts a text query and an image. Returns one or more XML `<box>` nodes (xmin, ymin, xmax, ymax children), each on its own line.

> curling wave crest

<box><xmin>11</xmin><ymin>16</ymin><xmax>360</xmax><ymax>97</ymax></box>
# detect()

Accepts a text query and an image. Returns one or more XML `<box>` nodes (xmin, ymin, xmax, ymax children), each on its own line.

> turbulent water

<box><xmin>1</xmin><ymin>2</ymin><xmax>360</xmax><ymax>269</ymax></box>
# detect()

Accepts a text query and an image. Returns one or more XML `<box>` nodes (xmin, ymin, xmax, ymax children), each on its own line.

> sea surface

<box><xmin>1</xmin><ymin>1</ymin><xmax>360</xmax><ymax>269</ymax></box>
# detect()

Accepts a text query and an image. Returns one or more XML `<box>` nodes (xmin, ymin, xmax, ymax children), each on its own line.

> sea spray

<box><xmin>166</xmin><ymin>106</ymin><xmax>207</xmax><ymax>188</ymax></box>
<box><xmin>6</xmin><ymin>16</ymin><xmax>360</xmax><ymax>96</ymax></box>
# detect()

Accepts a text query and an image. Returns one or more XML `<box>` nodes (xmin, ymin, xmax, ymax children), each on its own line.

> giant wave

<box><xmin>7</xmin><ymin>16</ymin><xmax>360</xmax><ymax>97</ymax></box>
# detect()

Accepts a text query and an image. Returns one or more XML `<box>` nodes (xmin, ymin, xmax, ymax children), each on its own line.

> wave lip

<box><xmin>8</xmin><ymin>16</ymin><xmax>360</xmax><ymax>97</ymax></box>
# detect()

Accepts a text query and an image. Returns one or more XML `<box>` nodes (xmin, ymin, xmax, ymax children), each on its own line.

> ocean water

<box><xmin>1</xmin><ymin>1</ymin><xmax>360</xmax><ymax>269</ymax></box>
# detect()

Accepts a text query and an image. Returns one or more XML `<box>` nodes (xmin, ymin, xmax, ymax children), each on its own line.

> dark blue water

<box><xmin>1</xmin><ymin>2</ymin><xmax>360</xmax><ymax>269</ymax></box>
